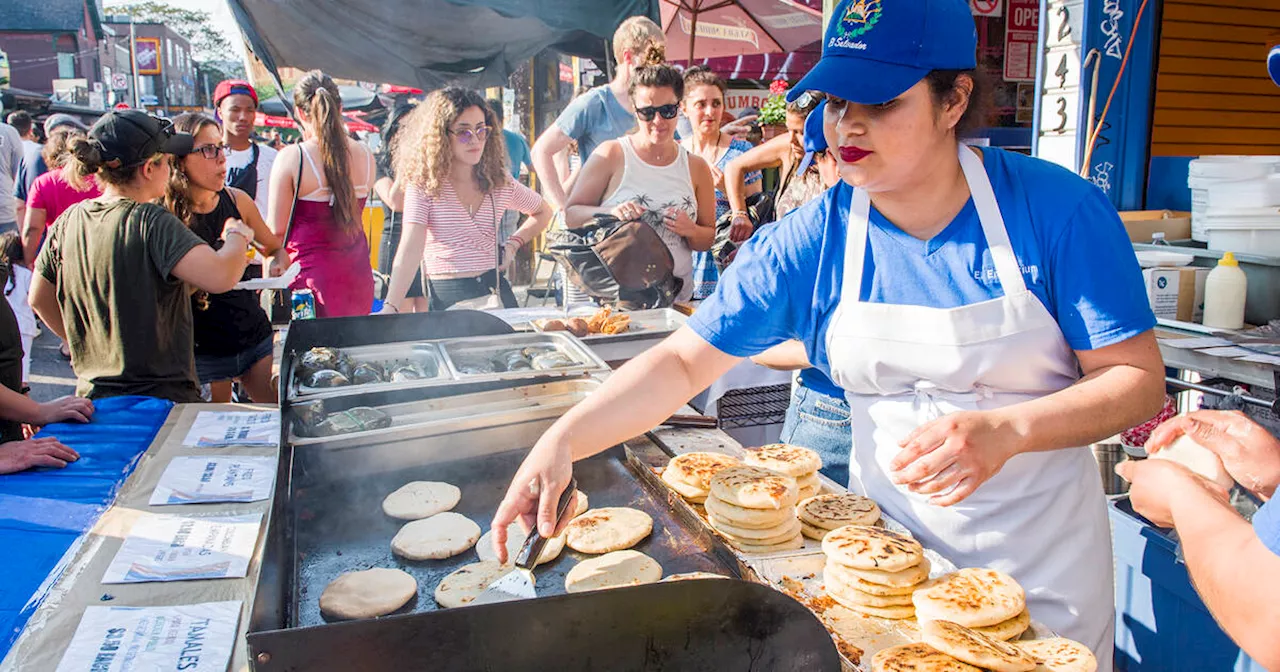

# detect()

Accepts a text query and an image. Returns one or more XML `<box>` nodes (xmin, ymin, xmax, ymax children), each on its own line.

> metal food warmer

<box><xmin>247</xmin><ymin>312</ymin><xmax>840</xmax><ymax>671</ymax></box>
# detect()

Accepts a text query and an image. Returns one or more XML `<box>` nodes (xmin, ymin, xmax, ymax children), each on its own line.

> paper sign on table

<box><xmin>1161</xmin><ymin>336</ymin><xmax>1233</xmax><ymax>349</ymax></box>
<box><xmin>56</xmin><ymin>601</ymin><xmax>241</xmax><ymax>672</ymax></box>
<box><xmin>102</xmin><ymin>513</ymin><xmax>262</xmax><ymax>584</ymax></box>
<box><xmin>1200</xmin><ymin>346</ymin><xmax>1259</xmax><ymax>358</ymax></box>
<box><xmin>183</xmin><ymin>411</ymin><xmax>279</xmax><ymax>448</ymax></box>
<box><xmin>149</xmin><ymin>456</ymin><xmax>277</xmax><ymax>505</ymax></box>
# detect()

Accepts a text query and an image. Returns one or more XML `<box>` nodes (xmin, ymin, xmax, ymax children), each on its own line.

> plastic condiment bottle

<box><xmin>1202</xmin><ymin>252</ymin><xmax>1248</xmax><ymax>330</ymax></box>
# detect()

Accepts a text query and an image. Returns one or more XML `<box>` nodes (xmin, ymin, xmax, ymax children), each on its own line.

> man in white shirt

<box><xmin>214</xmin><ymin>80</ymin><xmax>277</xmax><ymax>217</ymax></box>
<box><xmin>0</xmin><ymin>102</ymin><xmax>24</xmax><ymax>236</ymax></box>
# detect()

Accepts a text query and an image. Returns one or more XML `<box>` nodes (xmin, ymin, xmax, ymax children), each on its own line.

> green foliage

<box><xmin>758</xmin><ymin>93</ymin><xmax>788</xmax><ymax>126</ymax></box>
<box><xmin>105</xmin><ymin>1</ymin><xmax>235</xmax><ymax>63</ymax></box>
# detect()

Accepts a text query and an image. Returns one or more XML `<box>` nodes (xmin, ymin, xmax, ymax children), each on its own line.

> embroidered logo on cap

<box><xmin>837</xmin><ymin>0</ymin><xmax>882</xmax><ymax>38</ymax></box>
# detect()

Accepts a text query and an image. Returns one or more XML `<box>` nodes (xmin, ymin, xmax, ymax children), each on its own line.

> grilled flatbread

<box><xmin>834</xmin><ymin>555</ymin><xmax>932</xmax><ymax>587</ymax></box>
<box><xmin>913</xmin><ymin>568</ymin><xmax>1026</xmax><ymax>628</ymax></box>
<box><xmin>798</xmin><ymin>493</ymin><xmax>881</xmax><ymax>530</ymax></box>
<box><xmin>801</xmin><ymin>520</ymin><xmax>833</xmax><ymax>541</ymax></box>
<box><xmin>797</xmin><ymin>471</ymin><xmax>821</xmax><ymax>490</ymax></box>
<box><xmin>708</xmin><ymin>515</ymin><xmax>802</xmax><ymax>544</ymax></box>
<box><xmin>709</xmin><ymin>466</ymin><xmax>799</xmax><ymax>510</ymax></box>
<box><xmin>320</xmin><ymin>568</ymin><xmax>416</xmax><ymax>619</ymax></box>
<box><xmin>833</xmin><ymin>597</ymin><xmax>917</xmax><ymax>620</ymax></box>
<box><xmin>564</xmin><ymin>549</ymin><xmax>662</xmax><ymax>593</ymax></box>
<box><xmin>822</xmin><ymin>525</ymin><xmax>924</xmax><ymax>572</ymax></box>
<box><xmin>665</xmin><ymin>452</ymin><xmax>742</xmax><ymax>490</ymax></box>
<box><xmin>573</xmin><ymin>490</ymin><xmax>590</xmax><ymax>517</ymax></box>
<box><xmin>381</xmin><ymin>481</ymin><xmax>461</xmax><ymax>520</ymax></box>
<box><xmin>660</xmin><ymin>571</ymin><xmax>730</xmax><ymax>582</ymax></box>
<box><xmin>798</xmin><ymin>483</ymin><xmax>821</xmax><ymax>500</ymax></box>
<box><xmin>742</xmin><ymin>444</ymin><xmax>823</xmax><ymax>478</ymax></box>
<box><xmin>825</xmin><ymin>578</ymin><xmax>916</xmax><ymax>608</ymax></box>
<box><xmin>390</xmin><ymin>512</ymin><xmax>481</xmax><ymax>560</ymax></box>
<box><xmin>921</xmin><ymin>620</ymin><xmax>1037</xmax><ymax>672</ymax></box>
<box><xmin>564</xmin><ymin>507</ymin><xmax>653</xmax><ymax>554</ymax></box>
<box><xmin>871</xmin><ymin>643</ymin><xmax>983</xmax><ymax>672</ymax></box>
<box><xmin>704</xmin><ymin>494</ymin><xmax>794</xmax><ymax>528</ymax></box>
<box><xmin>662</xmin><ymin>467</ymin><xmax>711</xmax><ymax>499</ymax></box>
<box><xmin>433</xmin><ymin>561</ymin><xmax>509</xmax><ymax>609</ymax></box>
<box><xmin>973</xmin><ymin>609</ymin><xmax>1031</xmax><ymax>641</ymax></box>
<box><xmin>1014</xmin><ymin>638</ymin><xmax>1098</xmax><ymax>672</ymax></box>
<box><xmin>724</xmin><ymin>532</ymin><xmax>805</xmax><ymax>554</ymax></box>
<box><xmin>824</xmin><ymin>560</ymin><xmax>919</xmax><ymax>596</ymax></box>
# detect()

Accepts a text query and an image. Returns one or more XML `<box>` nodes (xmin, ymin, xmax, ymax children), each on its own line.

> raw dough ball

<box><xmin>319</xmin><ymin>568</ymin><xmax>416</xmax><ymax>620</ymax></box>
<box><xmin>382</xmin><ymin>481</ymin><xmax>461</xmax><ymax>520</ymax></box>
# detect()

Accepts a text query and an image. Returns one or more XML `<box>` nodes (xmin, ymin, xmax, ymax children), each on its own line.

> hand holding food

<box><xmin>1145</xmin><ymin>410</ymin><xmax>1280</xmax><ymax>500</ymax></box>
<box><xmin>891</xmin><ymin>410</ymin><xmax>1022</xmax><ymax>506</ymax></box>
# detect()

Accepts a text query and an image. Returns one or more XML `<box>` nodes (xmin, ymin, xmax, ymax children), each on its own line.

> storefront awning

<box><xmin>227</xmin><ymin>0</ymin><xmax>658</xmax><ymax>91</ymax></box>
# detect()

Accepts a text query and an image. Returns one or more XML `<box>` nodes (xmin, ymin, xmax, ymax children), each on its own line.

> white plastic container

<box><xmin>1202</xmin><ymin>252</ymin><xmax>1248</xmax><ymax>330</ymax></box>
<box><xmin>1188</xmin><ymin>156</ymin><xmax>1280</xmax><ymax>241</ymax></box>
<box><xmin>1202</xmin><ymin>206</ymin><xmax>1280</xmax><ymax>258</ymax></box>
<box><xmin>1205</xmin><ymin>174</ymin><xmax>1280</xmax><ymax>209</ymax></box>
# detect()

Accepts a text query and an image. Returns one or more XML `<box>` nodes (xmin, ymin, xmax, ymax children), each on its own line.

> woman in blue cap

<box><xmin>493</xmin><ymin>1</ymin><xmax>1164</xmax><ymax>663</ymax></box>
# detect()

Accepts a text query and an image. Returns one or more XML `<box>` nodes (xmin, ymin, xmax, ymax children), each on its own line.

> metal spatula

<box><xmin>471</xmin><ymin>477</ymin><xmax>578</xmax><ymax>606</ymax></box>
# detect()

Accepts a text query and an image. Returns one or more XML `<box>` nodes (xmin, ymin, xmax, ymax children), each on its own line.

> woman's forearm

<box><xmin>751</xmin><ymin>340</ymin><xmax>811</xmax><ymax>371</ymax></box>
<box><xmin>545</xmin><ymin>328</ymin><xmax>740</xmax><ymax>461</ymax></box>
<box><xmin>684</xmin><ymin>223</ymin><xmax>715</xmax><ymax>251</ymax></box>
<box><xmin>564</xmin><ymin>205</ymin><xmax>610</xmax><ymax>228</ymax></box>
<box><xmin>21</xmin><ymin>208</ymin><xmax>46</xmax><ymax>270</ymax></box>
<box><xmin>1172</xmin><ymin>488</ymin><xmax>1280</xmax><ymax>670</ymax></box>
<box><xmin>384</xmin><ymin>223</ymin><xmax>428</xmax><ymax>307</ymax></box>
<box><xmin>998</xmin><ymin>361</ymin><xmax>1165</xmax><ymax>456</ymax></box>
<box><xmin>29</xmin><ymin>277</ymin><xmax>65</xmax><ymax>342</ymax></box>
<box><xmin>512</xmin><ymin>204</ymin><xmax>554</xmax><ymax>243</ymax></box>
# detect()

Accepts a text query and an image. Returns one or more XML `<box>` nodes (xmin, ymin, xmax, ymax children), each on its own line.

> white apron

<box><xmin>825</xmin><ymin>145</ymin><xmax>1114</xmax><ymax>669</ymax></box>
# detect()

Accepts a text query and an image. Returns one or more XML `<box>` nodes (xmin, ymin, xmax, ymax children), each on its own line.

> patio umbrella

<box><xmin>659</xmin><ymin>0</ymin><xmax>823</xmax><ymax>62</ymax></box>
<box><xmin>255</xmin><ymin>112</ymin><xmax>379</xmax><ymax>134</ymax></box>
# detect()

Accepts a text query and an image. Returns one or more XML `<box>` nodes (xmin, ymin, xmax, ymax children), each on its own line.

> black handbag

<box><xmin>544</xmin><ymin>214</ymin><xmax>679</xmax><ymax>310</ymax></box>
<box><xmin>712</xmin><ymin>190</ymin><xmax>775</xmax><ymax>273</ymax></box>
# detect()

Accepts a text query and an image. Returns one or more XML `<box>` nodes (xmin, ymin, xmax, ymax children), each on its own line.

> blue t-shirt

<box><xmin>503</xmin><ymin>129</ymin><xmax>533</xmax><ymax>180</ymax></box>
<box><xmin>1254</xmin><ymin>497</ymin><xmax>1280</xmax><ymax>557</ymax></box>
<box><xmin>555</xmin><ymin>86</ymin><xmax>635</xmax><ymax>163</ymax></box>
<box><xmin>688</xmin><ymin>148</ymin><xmax>1155</xmax><ymax>384</ymax></box>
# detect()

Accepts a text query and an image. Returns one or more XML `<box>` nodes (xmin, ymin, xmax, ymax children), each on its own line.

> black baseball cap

<box><xmin>88</xmin><ymin>110</ymin><xmax>195</xmax><ymax>168</ymax></box>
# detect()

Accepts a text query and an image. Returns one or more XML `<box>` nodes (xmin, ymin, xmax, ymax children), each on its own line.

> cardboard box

<box><xmin>1121</xmin><ymin>210</ymin><xmax>1193</xmax><ymax>243</ymax></box>
<box><xmin>1143</xmin><ymin>267</ymin><xmax>1211</xmax><ymax>322</ymax></box>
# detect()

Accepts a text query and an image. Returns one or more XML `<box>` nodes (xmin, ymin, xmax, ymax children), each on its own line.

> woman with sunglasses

<box><xmin>266</xmin><ymin>70</ymin><xmax>376</xmax><ymax>317</ymax></box>
<box><xmin>564</xmin><ymin>59</ymin><xmax>717</xmax><ymax>302</ymax></box>
<box><xmin>493</xmin><ymin>1</ymin><xmax>1164</xmax><ymax>666</ymax></box>
<box><xmin>722</xmin><ymin>90</ymin><xmax>827</xmax><ymax>233</ymax></box>
<box><xmin>29</xmin><ymin>110</ymin><xmax>254</xmax><ymax>402</ymax></box>
<box><xmin>382</xmin><ymin>88</ymin><xmax>553</xmax><ymax>311</ymax></box>
<box><xmin>165</xmin><ymin>113</ymin><xmax>284</xmax><ymax>403</ymax></box>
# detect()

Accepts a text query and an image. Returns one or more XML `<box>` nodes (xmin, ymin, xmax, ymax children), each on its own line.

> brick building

<box><xmin>0</xmin><ymin>0</ymin><xmax>106</xmax><ymax>103</ymax></box>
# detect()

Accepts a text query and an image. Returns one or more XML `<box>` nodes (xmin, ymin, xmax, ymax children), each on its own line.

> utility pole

<box><xmin>128</xmin><ymin>15</ymin><xmax>140</xmax><ymax>108</ymax></box>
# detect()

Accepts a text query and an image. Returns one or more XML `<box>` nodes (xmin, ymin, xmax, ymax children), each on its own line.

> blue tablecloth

<box><xmin>0</xmin><ymin>396</ymin><xmax>174</xmax><ymax>659</ymax></box>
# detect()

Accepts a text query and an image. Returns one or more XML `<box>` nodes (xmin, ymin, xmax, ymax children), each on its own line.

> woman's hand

<box><xmin>1147</xmin><ymin>410</ymin><xmax>1280</xmax><ymax>501</ymax></box>
<box><xmin>221</xmin><ymin>218</ymin><xmax>254</xmax><ymax>245</ymax></box>
<box><xmin>665</xmin><ymin>208</ymin><xmax>699</xmax><ymax>239</ymax></box>
<box><xmin>709</xmin><ymin>165</ymin><xmax>726</xmax><ymax>192</ymax></box>
<box><xmin>490</xmin><ymin>436</ymin><xmax>575</xmax><ymax>564</ymax></box>
<box><xmin>35</xmin><ymin>396</ymin><xmax>94</xmax><ymax>426</ymax></box>
<box><xmin>1116</xmin><ymin>457</ymin><xmax>1232</xmax><ymax>527</ymax></box>
<box><xmin>610</xmin><ymin>200</ymin><xmax>645</xmax><ymax>222</ymax></box>
<box><xmin>889</xmin><ymin>410</ymin><xmax>1023</xmax><ymax>506</ymax></box>
<box><xmin>500</xmin><ymin>238</ymin><xmax>522</xmax><ymax>273</ymax></box>
<box><xmin>728</xmin><ymin>213</ymin><xmax>754</xmax><ymax>243</ymax></box>
<box><xmin>265</xmin><ymin>248</ymin><xmax>290</xmax><ymax>278</ymax></box>
<box><xmin>0</xmin><ymin>437</ymin><xmax>80</xmax><ymax>474</ymax></box>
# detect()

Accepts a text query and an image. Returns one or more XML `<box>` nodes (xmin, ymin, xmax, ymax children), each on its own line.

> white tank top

<box><xmin>600</xmin><ymin>137</ymin><xmax>696</xmax><ymax>300</ymax></box>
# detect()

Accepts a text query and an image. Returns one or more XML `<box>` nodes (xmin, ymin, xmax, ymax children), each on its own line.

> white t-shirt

<box><xmin>5</xmin><ymin>265</ymin><xmax>36</xmax><ymax>337</ymax></box>
<box><xmin>226</xmin><ymin>142</ymin><xmax>278</xmax><ymax>217</ymax></box>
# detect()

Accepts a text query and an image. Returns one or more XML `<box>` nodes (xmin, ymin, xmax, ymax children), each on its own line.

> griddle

<box><xmin>288</xmin><ymin>443</ymin><xmax>734</xmax><ymax>627</ymax></box>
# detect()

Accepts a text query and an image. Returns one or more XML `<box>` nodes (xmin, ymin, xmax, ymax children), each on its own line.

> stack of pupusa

<box><xmin>660</xmin><ymin>452</ymin><xmax>742</xmax><ymax>504</ymax></box>
<box><xmin>821</xmin><ymin>525</ymin><xmax>930</xmax><ymax>619</ymax></box>
<box><xmin>913</xmin><ymin>567</ymin><xmax>1032</xmax><ymax>641</ymax></box>
<box><xmin>797</xmin><ymin>493</ymin><xmax>881</xmax><ymax>541</ymax></box>
<box><xmin>742</xmin><ymin>444</ymin><xmax>823</xmax><ymax>500</ymax></box>
<box><xmin>705</xmin><ymin>465</ymin><xmax>804</xmax><ymax>552</ymax></box>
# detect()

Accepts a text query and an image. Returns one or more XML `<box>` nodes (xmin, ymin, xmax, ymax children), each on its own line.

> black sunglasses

<box><xmin>636</xmin><ymin>104</ymin><xmax>680</xmax><ymax>122</ymax></box>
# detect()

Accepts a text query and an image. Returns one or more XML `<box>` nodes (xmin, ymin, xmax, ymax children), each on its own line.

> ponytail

<box><xmin>295</xmin><ymin>70</ymin><xmax>358</xmax><ymax>228</ymax></box>
<box><xmin>64</xmin><ymin>137</ymin><xmax>104</xmax><ymax>191</ymax></box>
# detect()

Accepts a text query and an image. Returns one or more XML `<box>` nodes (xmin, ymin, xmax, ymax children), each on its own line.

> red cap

<box><xmin>214</xmin><ymin>79</ymin><xmax>259</xmax><ymax>107</ymax></box>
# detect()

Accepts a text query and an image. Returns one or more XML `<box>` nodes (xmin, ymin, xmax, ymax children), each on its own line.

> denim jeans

<box><xmin>780</xmin><ymin>382</ymin><xmax>852</xmax><ymax>489</ymax></box>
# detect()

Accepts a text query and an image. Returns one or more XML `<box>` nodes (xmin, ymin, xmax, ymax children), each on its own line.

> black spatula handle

<box><xmin>515</xmin><ymin>477</ymin><xmax>578</xmax><ymax>570</ymax></box>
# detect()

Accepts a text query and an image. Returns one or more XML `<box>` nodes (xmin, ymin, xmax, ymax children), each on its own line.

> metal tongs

<box><xmin>471</xmin><ymin>477</ymin><xmax>578</xmax><ymax>606</ymax></box>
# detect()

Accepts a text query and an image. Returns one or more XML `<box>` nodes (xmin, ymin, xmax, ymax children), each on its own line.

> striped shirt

<box><xmin>404</xmin><ymin>179</ymin><xmax>543</xmax><ymax>276</ymax></box>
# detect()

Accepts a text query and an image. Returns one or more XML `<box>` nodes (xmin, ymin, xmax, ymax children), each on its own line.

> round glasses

<box><xmin>449</xmin><ymin>126</ymin><xmax>490</xmax><ymax>145</ymax></box>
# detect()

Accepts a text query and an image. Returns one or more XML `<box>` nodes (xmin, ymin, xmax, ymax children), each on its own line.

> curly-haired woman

<box><xmin>166</xmin><ymin>113</ymin><xmax>285</xmax><ymax>402</ymax></box>
<box><xmin>266</xmin><ymin>70</ymin><xmax>376</xmax><ymax>317</ymax></box>
<box><xmin>381</xmin><ymin>87</ymin><xmax>553</xmax><ymax>311</ymax></box>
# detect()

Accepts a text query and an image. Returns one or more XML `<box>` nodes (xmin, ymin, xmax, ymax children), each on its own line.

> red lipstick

<box><xmin>839</xmin><ymin>146</ymin><xmax>872</xmax><ymax>163</ymax></box>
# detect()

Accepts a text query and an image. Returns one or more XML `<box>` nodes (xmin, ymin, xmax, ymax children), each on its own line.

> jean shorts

<box><xmin>195</xmin><ymin>337</ymin><xmax>274</xmax><ymax>385</ymax></box>
<box><xmin>780</xmin><ymin>382</ymin><xmax>852</xmax><ymax>489</ymax></box>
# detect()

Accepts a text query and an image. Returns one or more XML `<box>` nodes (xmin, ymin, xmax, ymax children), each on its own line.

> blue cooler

<box><xmin>1111</xmin><ymin>498</ymin><xmax>1263</xmax><ymax>671</ymax></box>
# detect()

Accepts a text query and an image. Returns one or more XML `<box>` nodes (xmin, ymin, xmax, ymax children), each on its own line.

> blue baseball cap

<box><xmin>787</xmin><ymin>0</ymin><xmax>977</xmax><ymax>105</ymax></box>
<box><xmin>796</xmin><ymin>100</ymin><xmax>829</xmax><ymax>175</ymax></box>
<box><xmin>1269</xmin><ymin>44</ymin><xmax>1280</xmax><ymax>87</ymax></box>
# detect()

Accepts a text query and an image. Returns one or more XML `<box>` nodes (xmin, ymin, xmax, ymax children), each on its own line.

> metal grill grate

<box><xmin>716</xmin><ymin>384</ymin><xmax>792</xmax><ymax>429</ymax></box>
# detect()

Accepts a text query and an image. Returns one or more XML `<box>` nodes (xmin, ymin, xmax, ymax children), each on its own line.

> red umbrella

<box><xmin>660</xmin><ymin>0</ymin><xmax>823</xmax><ymax>62</ymax></box>
<box><xmin>254</xmin><ymin>112</ymin><xmax>378</xmax><ymax>134</ymax></box>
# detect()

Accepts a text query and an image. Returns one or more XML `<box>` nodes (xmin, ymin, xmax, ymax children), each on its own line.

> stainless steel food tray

<box><xmin>438</xmin><ymin>331</ymin><xmax>610</xmax><ymax>384</ymax></box>
<box><xmin>529</xmin><ymin>308</ymin><xmax>687</xmax><ymax>343</ymax></box>
<box><xmin>290</xmin><ymin>341</ymin><xmax>448</xmax><ymax>400</ymax></box>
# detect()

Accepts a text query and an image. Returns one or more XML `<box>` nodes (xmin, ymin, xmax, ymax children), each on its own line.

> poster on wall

<box><xmin>1003</xmin><ymin>0</ymin><xmax>1039</xmax><ymax>82</ymax></box>
<box><xmin>134</xmin><ymin>37</ymin><xmax>161</xmax><ymax>75</ymax></box>
<box><xmin>970</xmin><ymin>0</ymin><xmax>1003</xmax><ymax>17</ymax></box>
